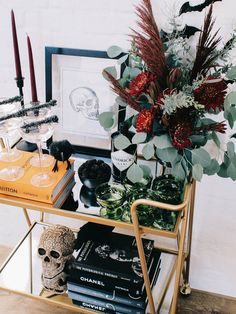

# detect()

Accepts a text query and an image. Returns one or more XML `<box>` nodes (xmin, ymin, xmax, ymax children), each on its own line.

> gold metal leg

<box><xmin>130</xmin><ymin>203</ymin><xmax>156</xmax><ymax>314</ymax></box>
<box><xmin>181</xmin><ymin>180</ymin><xmax>196</xmax><ymax>295</ymax></box>
<box><xmin>22</xmin><ymin>208</ymin><xmax>32</xmax><ymax>227</ymax></box>
<box><xmin>170</xmin><ymin>204</ymin><xmax>190</xmax><ymax>313</ymax></box>
<box><xmin>40</xmin><ymin>212</ymin><xmax>45</xmax><ymax>222</ymax></box>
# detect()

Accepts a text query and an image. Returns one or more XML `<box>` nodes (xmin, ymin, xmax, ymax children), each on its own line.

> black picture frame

<box><xmin>45</xmin><ymin>47</ymin><xmax>125</xmax><ymax>158</ymax></box>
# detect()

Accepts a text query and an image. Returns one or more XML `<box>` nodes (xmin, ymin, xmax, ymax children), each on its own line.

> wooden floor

<box><xmin>0</xmin><ymin>246</ymin><xmax>236</xmax><ymax>314</ymax></box>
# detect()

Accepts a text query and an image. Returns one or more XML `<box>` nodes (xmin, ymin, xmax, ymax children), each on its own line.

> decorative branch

<box><xmin>0</xmin><ymin>99</ymin><xmax>57</xmax><ymax>122</ymax></box>
<box><xmin>104</xmin><ymin>71</ymin><xmax>142</xmax><ymax>112</ymax></box>
<box><xmin>21</xmin><ymin>115</ymin><xmax>59</xmax><ymax>133</ymax></box>
<box><xmin>0</xmin><ymin>96</ymin><xmax>23</xmax><ymax>106</ymax></box>
<box><xmin>131</xmin><ymin>0</ymin><xmax>168</xmax><ymax>90</ymax></box>
<box><xmin>191</xmin><ymin>5</ymin><xmax>221</xmax><ymax>81</ymax></box>
<box><xmin>195</xmin><ymin>120</ymin><xmax>226</xmax><ymax>133</ymax></box>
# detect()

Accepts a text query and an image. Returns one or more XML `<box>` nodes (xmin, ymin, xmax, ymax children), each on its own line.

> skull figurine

<box><xmin>38</xmin><ymin>224</ymin><xmax>75</xmax><ymax>294</ymax></box>
<box><xmin>69</xmin><ymin>87</ymin><xmax>99</xmax><ymax>120</ymax></box>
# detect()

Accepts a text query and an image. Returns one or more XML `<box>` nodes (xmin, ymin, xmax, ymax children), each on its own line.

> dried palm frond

<box><xmin>191</xmin><ymin>5</ymin><xmax>221</xmax><ymax>81</ymax></box>
<box><xmin>104</xmin><ymin>71</ymin><xmax>141</xmax><ymax>112</ymax></box>
<box><xmin>131</xmin><ymin>0</ymin><xmax>168</xmax><ymax>90</ymax></box>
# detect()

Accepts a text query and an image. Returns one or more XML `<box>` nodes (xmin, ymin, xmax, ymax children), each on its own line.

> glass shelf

<box><xmin>0</xmin><ymin>222</ymin><xmax>176</xmax><ymax>314</ymax></box>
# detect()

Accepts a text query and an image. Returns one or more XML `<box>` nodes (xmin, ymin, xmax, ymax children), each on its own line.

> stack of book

<box><xmin>68</xmin><ymin>232</ymin><xmax>161</xmax><ymax>314</ymax></box>
<box><xmin>0</xmin><ymin>151</ymin><xmax>75</xmax><ymax>207</ymax></box>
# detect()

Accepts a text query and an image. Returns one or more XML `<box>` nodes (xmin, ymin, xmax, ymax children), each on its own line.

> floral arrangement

<box><xmin>99</xmin><ymin>0</ymin><xmax>236</xmax><ymax>183</ymax></box>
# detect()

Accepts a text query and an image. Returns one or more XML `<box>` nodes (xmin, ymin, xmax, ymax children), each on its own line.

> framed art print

<box><xmin>45</xmin><ymin>47</ymin><xmax>124</xmax><ymax>157</ymax></box>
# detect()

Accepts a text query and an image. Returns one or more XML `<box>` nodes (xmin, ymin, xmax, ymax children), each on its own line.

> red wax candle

<box><xmin>27</xmin><ymin>35</ymin><xmax>38</xmax><ymax>102</ymax></box>
<box><xmin>11</xmin><ymin>10</ymin><xmax>22</xmax><ymax>79</ymax></box>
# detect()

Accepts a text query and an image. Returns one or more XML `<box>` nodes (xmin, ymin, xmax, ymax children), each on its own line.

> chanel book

<box><xmin>71</xmin><ymin>232</ymin><xmax>154</xmax><ymax>284</ymax></box>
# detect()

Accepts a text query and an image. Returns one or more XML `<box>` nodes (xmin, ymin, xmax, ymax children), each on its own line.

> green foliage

<box><xmin>127</xmin><ymin>163</ymin><xmax>144</xmax><ymax>183</ymax></box>
<box><xmin>107</xmin><ymin>45</ymin><xmax>123</xmax><ymax>58</ymax></box>
<box><xmin>98</xmin><ymin>112</ymin><xmax>116</xmax><ymax>129</ymax></box>
<box><xmin>224</xmin><ymin>92</ymin><xmax>236</xmax><ymax>128</ymax></box>
<box><xmin>156</xmin><ymin>147</ymin><xmax>178</xmax><ymax>163</ymax></box>
<box><xmin>142</xmin><ymin>144</ymin><xmax>155</xmax><ymax>160</ymax></box>
<box><xmin>192</xmin><ymin>164</ymin><xmax>203</xmax><ymax>181</ymax></box>
<box><xmin>172</xmin><ymin>160</ymin><xmax>186</xmax><ymax>181</ymax></box>
<box><xmin>132</xmin><ymin>132</ymin><xmax>147</xmax><ymax>144</ymax></box>
<box><xmin>204</xmin><ymin>159</ymin><xmax>220</xmax><ymax>175</ymax></box>
<box><xmin>191</xmin><ymin>148</ymin><xmax>211</xmax><ymax>168</ymax></box>
<box><xmin>153</xmin><ymin>134</ymin><xmax>173</xmax><ymax>149</ymax></box>
<box><xmin>113</xmin><ymin>134</ymin><xmax>131</xmax><ymax>150</ymax></box>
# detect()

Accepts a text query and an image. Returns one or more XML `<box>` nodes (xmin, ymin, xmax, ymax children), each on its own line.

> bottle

<box><xmin>111</xmin><ymin>123</ymin><xmax>137</xmax><ymax>183</ymax></box>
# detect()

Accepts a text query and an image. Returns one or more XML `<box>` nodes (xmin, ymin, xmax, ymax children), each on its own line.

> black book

<box><xmin>68</xmin><ymin>249</ymin><xmax>161</xmax><ymax>309</ymax></box>
<box><xmin>71</xmin><ymin>232</ymin><xmax>154</xmax><ymax>285</ymax></box>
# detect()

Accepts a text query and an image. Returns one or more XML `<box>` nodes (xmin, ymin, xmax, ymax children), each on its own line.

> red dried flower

<box><xmin>136</xmin><ymin>108</ymin><xmax>155</xmax><ymax>133</ymax></box>
<box><xmin>170</xmin><ymin>122</ymin><xmax>193</xmax><ymax>150</ymax></box>
<box><xmin>129</xmin><ymin>72</ymin><xmax>155</xmax><ymax>96</ymax></box>
<box><xmin>194</xmin><ymin>77</ymin><xmax>227</xmax><ymax>111</ymax></box>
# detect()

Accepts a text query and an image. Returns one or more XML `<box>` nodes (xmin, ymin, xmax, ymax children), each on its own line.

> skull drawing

<box><xmin>38</xmin><ymin>224</ymin><xmax>75</xmax><ymax>294</ymax></box>
<box><xmin>69</xmin><ymin>87</ymin><xmax>99</xmax><ymax>120</ymax></box>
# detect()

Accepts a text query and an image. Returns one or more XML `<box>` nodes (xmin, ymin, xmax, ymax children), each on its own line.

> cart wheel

<box><xmin>180</xmin><ymin>282</ymin><xmax>192</xmax><ymax>296</ymax></box>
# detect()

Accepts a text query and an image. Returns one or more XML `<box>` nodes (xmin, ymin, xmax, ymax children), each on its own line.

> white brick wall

<box><xmin>0</xmin><ymin>0</ymin><xmax>236</xmax><ymax>298</ymax></box>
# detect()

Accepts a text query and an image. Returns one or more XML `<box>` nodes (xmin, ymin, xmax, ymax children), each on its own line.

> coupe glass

<box><xmin>20</xmin><ymin>107</ymin><xmax>56</xmax><ymax>187</ymax></box>
<box><xmin>0</xmin><ymin>100</ymin><xmax>24</xmax><ymax>181</ymax></box>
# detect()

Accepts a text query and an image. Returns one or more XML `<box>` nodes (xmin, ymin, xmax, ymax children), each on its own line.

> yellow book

<box><xmin>0</xmin><ymin>151</ymin><xmax>75</xmax><ymax>204</ymax></box>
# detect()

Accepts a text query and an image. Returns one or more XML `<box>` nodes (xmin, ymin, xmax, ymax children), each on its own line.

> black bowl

<box><xmin>79</xmin><ymin>173</ymin><xmax>111</xmax><ymax>190</ymax></box>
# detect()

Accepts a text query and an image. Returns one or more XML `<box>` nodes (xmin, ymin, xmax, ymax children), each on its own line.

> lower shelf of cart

<box><xmin>0</xmin><ymin>222</ymin><xmax>176</xmax><ymax>314</ymax></box>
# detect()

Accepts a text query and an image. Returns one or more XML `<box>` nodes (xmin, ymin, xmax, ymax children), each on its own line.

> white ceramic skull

<box><xmin>69</xmin><ymin>87</ymin><xmax>99</xmax><ymax>120</ymax></box>
<box><xmin>38</xmin><ymin>224</ymin><xmax>75</xmax><ymax>293</ymax></box>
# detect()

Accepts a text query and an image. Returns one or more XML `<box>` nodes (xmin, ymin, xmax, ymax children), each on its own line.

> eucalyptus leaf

<box><xmin>227</xmin><ymin>141</ymin><xmax>235</xmax><ymax>159</ymax></box>
<box><xmin>189</xmin><ymin>134</ymin><xmax>207</xmax><ymax>146</ymax></box>
<box><xmin>226</xmin><ymin>65</ymin><xmax>236</xmax><ymax>80</ymax></box>
<box><xmin>201</xmin><ymin>118</ymin><xmax>218</xmax><ymax>125</ymax></box>
<box><xmin>132</xmin><ymin>132</ymin><xmax>147</xmax><ymax>144</ymax></box>
<box><xmin>123</xmin><ymin>66</ymin><xmax>131</xmax><ymax>78</ymax></box>
<box><xmin>204</xmin><ymin>159</ymin><xmax>220</xmax><ymax>175</ymax></box>
<box><xmin>153</xmin><ymin>134</ymin><xmax>173</xmax><ymax>149</ymax></box>
<box><xmin>117</xmin><ymin>54</ymin><xmax>128</xmax><ymax>65</ymax></box>
<box><xmin>127</xmin><ymin>164</ymin><xmax>144</xmax><ymax>183</ymax></box>
<box><xmin>114</xmin><ymin>134</ymin><xmax>131</xmax><ymax>150</ymax></box>
<box><xmin>142</xmin><ymin>144</ymin><xmax>155</xmax><ymax>160</ymax></box>
<box><xmin>139</xmin><ymin>164</ymin><xmax>152</xmax><ymax>177</ymax></box>
<box><xmin>192</xmin><ymin>164</ymin><xmax>203</xmax><ymax>181</ymax></box>
<box><xmin>98</xmin><ymin>112</ymin><xmax>116</xmax><ymax>129</ymax></box>
<box><xmin>156</xmin><ymin>147</ymin><xmax>178</xmax><ymax>163</ymax></box>
<box><xmin>107</xmin><ymin>45</ymin><xmax>123</xmax><ymax>58</ymax></box>
<box><xmin>130</xmin><ymin>68</ymin><xmax>142</xmax><ymax>79</ymax></box>
<box><xmin>217</xmin><ymin>163</ymin><xmax>228</xmax><ymax>178</ymax></box>
<box><xmin>212</xmin><ymin>132</ymin><xmax>221</xmax><ymax>148</ymax></box>
<box><xmin>191</xmin><ymin>148</ymin><xmax>211</xmax><ymax>167</ymax></box>
<box><xmin>227</xmin><ymin>162</ymin><xmax>236</xmax><ymax>180</ymax></box>
<box><xmin>102</xmin><ymin>66</ymin><xmax>117</xmax><ymax>80</ymax></box>
<box><xmin>172</xmin><ymin>161</ymin><xmax>186</xmax><ymax>181</ymax></box>
<box><xmin>224</xmin><ymin>92</ymin><xmax>236</xmax><ymax>111</ymax></box>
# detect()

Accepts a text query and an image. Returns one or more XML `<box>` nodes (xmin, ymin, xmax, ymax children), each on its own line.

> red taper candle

<box><xmin>11</xmin><ymin>10</ymin><xmax>22</xmax><ymax>79</ymax></box>
<box><xmin>27</xmin><ymin>35</ymin><xmax>38</xmax><ymax>102</ymax></box>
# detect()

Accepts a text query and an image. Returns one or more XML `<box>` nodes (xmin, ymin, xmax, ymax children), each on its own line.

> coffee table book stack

<box><xmin>68</xmin><ymin>231</ymin><xmax>161</xmax><ymax>314</ymax></box>
<box><xmin>0</xmin><ymin>151</ymin><xmax>75</xmax><ymax>208</ymax></box>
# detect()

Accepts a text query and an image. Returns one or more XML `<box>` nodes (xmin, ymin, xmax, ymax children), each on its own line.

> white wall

<box><xmin>0</xmin><ymin>0</ymin><xmax>236</xmax><ymax>298</ymax></box>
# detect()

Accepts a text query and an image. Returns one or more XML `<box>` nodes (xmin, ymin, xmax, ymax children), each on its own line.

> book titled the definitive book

<box><xmin>0</xmin><ymin>151</ymin><xmax>75</xmax><ymax>203</ymax></box>
<box><xmin>68</xmin><ymin>249</ymin><xmax>161</xmax><ymax>309</ymax></box>
<box><xmin>71</xmin><ymin>232</ymin><xmax>154</xmax><ymax>284</ymax></box>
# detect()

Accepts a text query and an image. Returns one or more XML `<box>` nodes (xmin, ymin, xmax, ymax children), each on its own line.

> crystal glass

<box><xmin>95</xmin><ymin>182</ymin><xmax>126</xmax><ymax>210</ymax></box>
<box><xmin>0</xmin><ymin>100</ymin><xmax>24</xmax><ymax>181</ymax></box>
<box><xmin>20</xmin><ymin>107</ymin><xmax>56</xmax><ymax>187</ymax></box>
